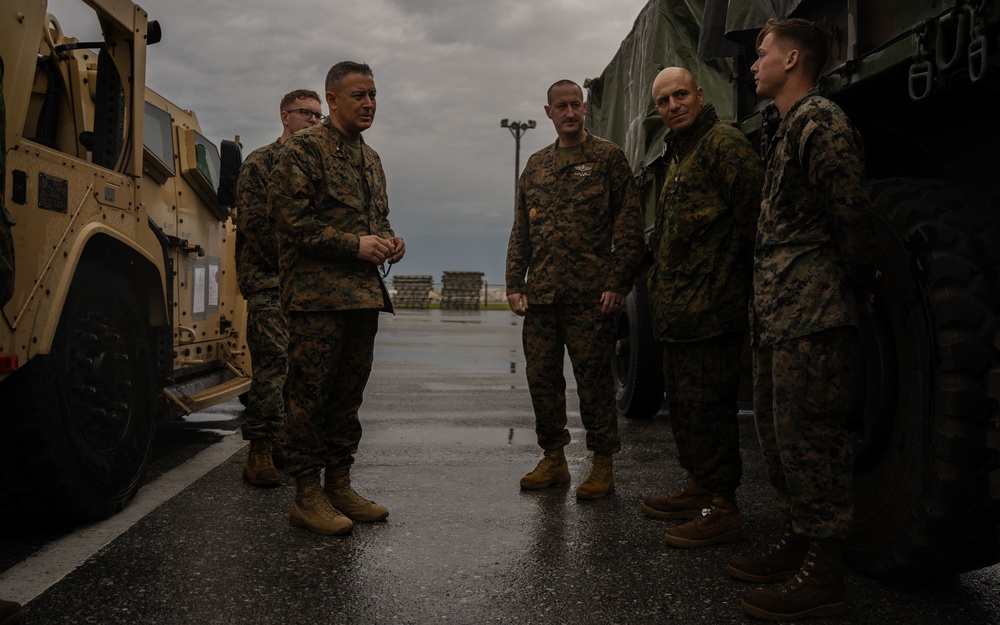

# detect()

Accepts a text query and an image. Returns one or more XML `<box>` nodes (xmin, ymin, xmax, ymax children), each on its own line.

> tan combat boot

<box><xmin>726</xmin><ymin>524</ymin><xmax>809</xmax><ymax>583</ymax></box>
<box><xmin>740</xmin><ymin>540</ymin><xmax>848</xmax><ymax>621</ymax></box>
<box><xmin>663</xmin><ymin>493</ymin><xmax>744</xmax><ymax>547</ymax></box>
<box><xmin>520</xmin><ymin>448</ymin><xmax>571</xmax><ymax>490</ymax></box>
<box><xmin>641</xmin><ymin>473</ymin><xmax>711</xmax><ymax>520</ymax></box>
<box><xmin>575</xmin><ymin>453</ymin><xmax>614</xmax><ymax>500</ymax></box>
<box><xmin>324</xmin><ymin>468</ymin><xmax>389</xmax><ymax>522</ymax></box>
<box><xmin>289</xmin><ymin>475</ymin><xmax>353</xmax><ymax>536</ymax></box>
<box><xmin>242</xmin><ymin>439</ymin><xmax>280</xmax><ymax>487</ymax></box>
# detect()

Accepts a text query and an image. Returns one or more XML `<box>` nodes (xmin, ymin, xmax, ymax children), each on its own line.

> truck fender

<box><xmin>26</xmin><ymin>222</ymin><xmax>167</xmax><ymax>358</ymax></box>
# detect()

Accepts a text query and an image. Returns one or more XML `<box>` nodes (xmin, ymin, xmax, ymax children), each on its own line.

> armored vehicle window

<box><xmin>177</xmin><ymin>126</ymin><xmax>227</xmax><ymax>219</ymax></box>
<box><xmin>193</xmin><ymin>131</ymin><xmax>221</xmax><ymax>191</ymax></box>
<box><xmin>143</xmin><ymin>102</ymin><xmax>175</xmax><ymax>179</ymax></box>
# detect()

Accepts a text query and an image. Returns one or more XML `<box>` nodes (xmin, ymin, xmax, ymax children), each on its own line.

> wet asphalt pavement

<box><xmin>3</xmin><ymin>309</ymin><xmax>1000</xmax><ymax>624</ymax></box>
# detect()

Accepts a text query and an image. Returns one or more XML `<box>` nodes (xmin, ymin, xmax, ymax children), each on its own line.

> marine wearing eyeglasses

<box><xmin>284</xmin><ymin>107</ymin><xmax>326</xmax><ymax>122</ymax></box>
<box><xmin>235</xmin><ymin>88</ymin><xmax>323</xmax><ymax>488</ymax></box>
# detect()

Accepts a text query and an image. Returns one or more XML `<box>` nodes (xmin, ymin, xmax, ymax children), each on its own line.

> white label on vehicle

<box><xmin>193</xmin><ymin>266</ymin><xmax>206</xmax><ymax>315</ymax></box>
<box><xmin>208</xmin><ymin>262</ymin><xmax>220</xmax><ymax>308</ymax></box>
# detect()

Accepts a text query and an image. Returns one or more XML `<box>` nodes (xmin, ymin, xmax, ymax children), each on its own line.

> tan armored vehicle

<box><xmin>0</xmin><ymin>0</ymin><xmax>249</xmax><ymax>521</ymax></box>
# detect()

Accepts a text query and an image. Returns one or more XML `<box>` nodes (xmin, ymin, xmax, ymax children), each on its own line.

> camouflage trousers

<box><xmin>240</xmin><ymin>305</ymin><xmax>288</xmax><ymax>442</ymax></box>
<box><xmin>753</xmin><ymin>327</ymin><xmax>855</xmax><ymax>540</ymax></box>
<box><xmin>522</xmin><ymin>303</ymin><xmax>620</xmax><ymax>455</ymax></box>
<box><xmin>662</xmin><ymin>332</ymin><xmax>743</xmax><ymax>495</ymax></box>
<box><xmin>284</xmin><ymin>309</ymin><xmax>378</xmax><ymax>480</ymax></box>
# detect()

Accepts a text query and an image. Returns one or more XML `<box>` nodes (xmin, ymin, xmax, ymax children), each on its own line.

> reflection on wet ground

<box><xmin>365</xmin><ymin>425</ymin><xmax>582</xmax><ymax>447</ymax></box>
<box><xmin>4</xmin><ymin>309</ymin><xmax>1000</xmax><ymax>624</ymax></box>
<box><xmin>376</xmin><ymin>311</ymin><xmax>526</xmax><ymax>374</ymax></box>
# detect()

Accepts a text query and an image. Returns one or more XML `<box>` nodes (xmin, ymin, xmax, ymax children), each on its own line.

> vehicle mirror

<box><xmin>217</xmin><ymin>139</ymin><xmax>242</xmax><ymax>208</ymax></box>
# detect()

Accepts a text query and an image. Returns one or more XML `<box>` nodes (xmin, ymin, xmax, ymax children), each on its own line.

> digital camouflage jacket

<box><xmin>269</xmin><ymin>119</ymin><xmax>394</xmax><ymax>312</ymax></box>
<box><xmin>647</xmin><ymin>104</ymin><xmax>763</xmax><ymax>342</ymax></box>
<box><xmin>752</xmin><ymin>90</ymin><xmax>877</xmax><ymax>347</ymax></box>
<box><xmin>505</xmin><ymin>133</ymin><xmax>644</xmax><ymax>304</ymax></box>
<box><xmin>235</xmin><ymin>138</ymin><xmax>282</xmax><ymax>310</ymax></box>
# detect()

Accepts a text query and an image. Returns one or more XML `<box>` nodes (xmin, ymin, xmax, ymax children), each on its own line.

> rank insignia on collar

<box><xmin>529</xmin><ymin>208</ymin><xmax>537</xmax><ymax>220</ymax></box>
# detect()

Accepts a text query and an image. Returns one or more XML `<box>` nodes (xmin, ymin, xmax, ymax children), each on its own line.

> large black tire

<box><xmin>848</xmin><ymin>179</ymin><xmax>1000</xmax><ymax>576</ymax></box>
<box><xmin>0</xmin><ymin>262</ymin><xmax>157</xmax><ymax>523</ymax></box>
<box><xmin>612</xmin><ymin>269</ymin><xmax>664</xmax><ymax>418</ymax></box>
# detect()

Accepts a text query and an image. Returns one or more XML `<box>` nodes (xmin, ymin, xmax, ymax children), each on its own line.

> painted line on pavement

<box><xmin>0</xmin><ymin>433</ymin><xmax>248</xmax><ymax>605</ymax></box>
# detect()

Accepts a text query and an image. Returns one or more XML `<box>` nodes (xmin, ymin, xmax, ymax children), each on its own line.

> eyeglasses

<box><xmin>379</xmin><ymin>262</ymin><xmax>392</xmax><ymax>278</ymax></box>
<box><xmin>284</xmin><ymin>108</ymin><xmax>326</xmax><ymax>122</ymax></box>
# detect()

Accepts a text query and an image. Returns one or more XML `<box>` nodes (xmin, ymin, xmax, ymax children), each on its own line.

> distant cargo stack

<box><xmin>440</xmin><ymin>271</ymin><xmax>484</xmax><ymax>310</ymax></box>
<box><xmin>391</xmin><ymin>275</ymin><xmax>434</xmax><ymax>309</ymax></box>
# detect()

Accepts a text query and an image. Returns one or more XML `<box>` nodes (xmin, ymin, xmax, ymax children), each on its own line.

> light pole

<box><xmin>500</xmin><ymin>118</ymin><xmax>536</xmax><ymax>189</ymax></box>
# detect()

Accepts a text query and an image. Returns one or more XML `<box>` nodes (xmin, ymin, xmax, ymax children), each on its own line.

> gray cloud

<box><xmin>47</xmin><ymin>0</ymin><xmax>650</xmax><ymax>284</ymax></box>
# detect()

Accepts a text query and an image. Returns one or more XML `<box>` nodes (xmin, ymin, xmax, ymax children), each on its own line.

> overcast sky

<box><xmin>48</xmin><ymin>0</ymin><xmax>651</xmax><ymax>286</ymax></box>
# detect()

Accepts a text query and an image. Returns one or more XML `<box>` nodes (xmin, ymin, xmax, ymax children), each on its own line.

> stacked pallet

<box><xmin>391</xmin><ymin>275</ymin><xmax>433</xmax><ymax>309</ymax></box>
<box><xmin>440</xmin><ymin>271</ymin><xmax>484</xmax><ymax>310</ymax></box>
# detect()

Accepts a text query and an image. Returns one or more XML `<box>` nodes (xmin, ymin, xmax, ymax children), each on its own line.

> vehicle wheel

<box><xmin>848</xmin><ymin>178</ymin><xmax>1000</xmax><ymax>576</ymax></box>
<box><xmin>611</xmin><ymin>268</ymin><xmax>664</xmax><ymax>418</ymax></box>
<box><xmin>0</xmin><ymin>263</ymin><xmax>156</xmax><ymax>523</ymax></box>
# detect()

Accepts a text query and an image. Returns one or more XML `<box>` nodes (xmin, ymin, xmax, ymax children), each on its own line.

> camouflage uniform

<box><xmin>235</xmin><ymin>139</ymin><xmax>288</xmax><ymax>442</ymax></box>
<box><xmin>0</xmin><ymin>58</ymin><xmax>14</xmax><ymax>308</ymax></box>
<box><xmin>269</xmin><ymin>119</ymin><xmax>393</xmax><ymax>479</ymax></box>
<box><xmin>752</xmin><ymin>90</ymin><xmax>876</xmax><ymax>540</ymax></box>
<box><xmin>647</xmin><ymin>104</ymin><xmax>762</xmax><ymax>496</ymax></box>
<box><xmin>506</xmin><ymin>133</ymin><xmax>644</xmax><ymax>455</ymax></box>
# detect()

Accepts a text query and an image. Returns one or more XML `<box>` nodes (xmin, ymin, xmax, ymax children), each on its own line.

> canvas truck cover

<box><xmin>585</xmin><ymin>0</ymin><xmax>736</xmax><ymax>175</ymax></box>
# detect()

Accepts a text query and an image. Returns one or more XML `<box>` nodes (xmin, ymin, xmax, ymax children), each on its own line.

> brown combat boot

<box><xmin>289</xmin><ymin>475</ymin><xmax>353</xmax><ymax>536</ymax></box>
<box><xmin>576</xmin><ymin>453</ymin><xmax>615</xmax><ymax>500</ymax></box>
<box><xmin>727</xmin><ymin>525</ymin><xmax>809</xmax><ymax>582</ymax></box>
<box><xmin>324</xmin><ymin>467</ymin><xmax>389</xmax><ymax>522</ymax></box>
<box><xmin>663</xmin><ymin>493</ymin><xmax>744</xmax><ymax>547</ymax></box>
<box><xmin>520</xmin><ymin>448</ymin><xmax>571</xmax><ymax>490</ymax></box>
<box><xmin>242</xmin><ymin>439</ymin><xmax>280</xmax><ymax>487</ymax></box>
<box><xmin>641</xmin><ymin>473</ymin><xmax>711</xmax><ymax>520</ymax></box>
<box><xmin>741</xmin><ymin>540</ymin><xmax>848</xmax><ymax>621</ymax></box>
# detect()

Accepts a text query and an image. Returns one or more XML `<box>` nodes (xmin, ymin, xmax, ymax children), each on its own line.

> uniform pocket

<box><xmin>567</xmin><ymin>171</ymin><xmax>607</xmax><ymax>206</ymax></box>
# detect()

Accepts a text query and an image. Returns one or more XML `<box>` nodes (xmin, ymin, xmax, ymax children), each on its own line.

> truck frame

<box><xmin>588</xmin><ymin>0</ymin><xmax>1000</xmax><ymax>576</ymax></box>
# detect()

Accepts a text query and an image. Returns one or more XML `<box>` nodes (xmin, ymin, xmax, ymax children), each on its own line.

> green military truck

<box><xmin>588</xmin><ymin>0</ymin><xmax>1000</xmax><ymax>576</ymax></box>
<box><xmin>0</xmin><ymin>0</ymin><xmax>249</xmax><ymax>522</ymax></box>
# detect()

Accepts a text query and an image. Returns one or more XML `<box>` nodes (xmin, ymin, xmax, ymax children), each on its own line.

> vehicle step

<box><xmin>162</xmin><ymin>374</ymin><xmax>250</xmax><ymax>415</ymax></box>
